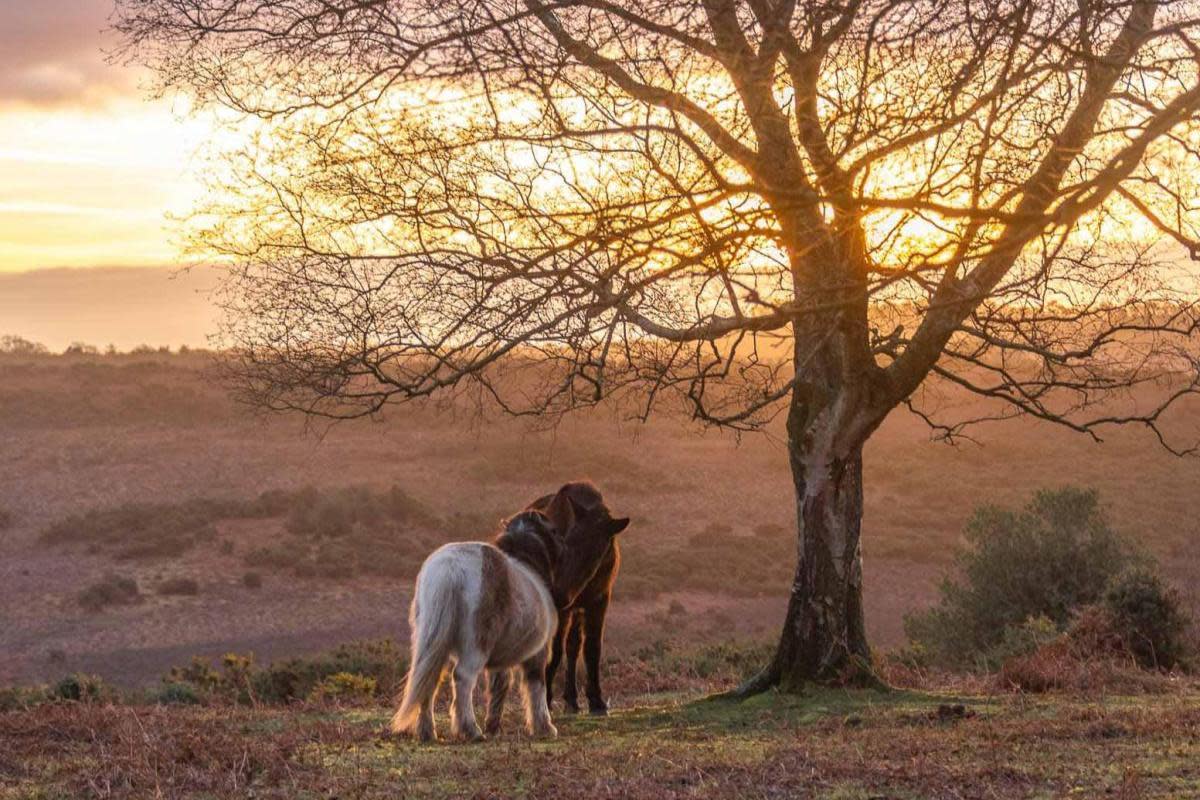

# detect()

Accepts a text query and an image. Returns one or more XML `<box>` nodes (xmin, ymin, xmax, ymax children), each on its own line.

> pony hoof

<box><xmin>531</xmin><ymin>723</ymin><xmax>558</xmax><ymax>739</ymax></box>
<box><xmin>588</xmin><ymin>705</ymin><xmax>608</xmax><ymax>717</ymax></box>
<box><xmin>561</xmin><ymin>703</ymin><xmax>580</xmax><ymax>715</ymax></box>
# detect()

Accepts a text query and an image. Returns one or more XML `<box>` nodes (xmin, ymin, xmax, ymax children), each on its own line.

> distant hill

<box><xmin>0</xmin><ymin>265</ymin><xmax>219</xmax><ymax>351</ymax></box>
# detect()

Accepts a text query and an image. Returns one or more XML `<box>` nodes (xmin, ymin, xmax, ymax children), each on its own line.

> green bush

<box><xmin>51</xmin><ymin>673</ymin><xmax>115</xmax><ymax>703</ymax></box>
<box><xmin>1103</xmin><ymin>568</ymin><xmax>1191</xmax><ymax>670</ymax></box>
<box><xmin>986</xmin><ymin>615</ymin><xmax>1061</xmax><ymax>666</ymax></box>
<box><xmin>163</xmin><ymin>639</ymin><xmax>407</xmax><ymax>705</ymax></box>
<box><xmin>252</xmin><ymin>639</ymin><xmax>407</xmax><ymax>704</ymax></box>
<box><xmin>155</xmin><ymin>682</ymin><xmax>203</xmax><ymax>705</ymax></box>
<box><xmin>310</xmin><ymin>672</ymin><xmax>377</xmax><ymax>703</ymax></box>
<box><xmin>905</xmin><ymin>487</ymin><xmax>1139</xmax><ymax>668</ymax></box>
<box><xmin>165</xmin><ymin>656</ymin><xmax>224</xmax><ymax>693</ymax></box>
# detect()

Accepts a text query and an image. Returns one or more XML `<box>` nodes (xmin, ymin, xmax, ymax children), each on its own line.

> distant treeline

<box><xmin>0</xmin><ymin>334</ymin><xmax>212</xmax><ymax>358</ymax></box>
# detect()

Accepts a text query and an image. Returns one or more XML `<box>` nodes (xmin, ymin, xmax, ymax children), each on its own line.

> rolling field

<box><xmin>0</xmin><ymin>349</ymin><xmax>1197</xmax><ymax>689</ymax></box>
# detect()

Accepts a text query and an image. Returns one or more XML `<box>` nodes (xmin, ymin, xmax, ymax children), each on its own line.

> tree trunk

<box><xmin>733</xmin><ymin>387</ymin><xmax>876</xmax><ymax>695</ymax></box>
<box><xmin>775</xmin><ymin>430</ymin><xmax>872</xmax><ymax>689</ymax></box>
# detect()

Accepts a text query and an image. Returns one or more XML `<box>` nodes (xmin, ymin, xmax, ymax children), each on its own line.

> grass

<box><xmin>1</xmin><ymin>687</ymin><xmax>1196</xmax><ymax>798</ymax></box>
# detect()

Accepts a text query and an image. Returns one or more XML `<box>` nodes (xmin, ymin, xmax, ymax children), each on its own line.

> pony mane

<box><xmin>494</xmin><ymin>511</ymin><xmax>560</xmax><ymax>589</ymax></box>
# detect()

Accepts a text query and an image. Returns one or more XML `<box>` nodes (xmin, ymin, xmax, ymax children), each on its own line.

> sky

<box><xmin>0</xmin><ymin>0</ymin><xmax>208</xmax><ymax>272</ymax></box>
<box><xmin>0</xmin><ymin>0</ymin><xmax>217</xmax><ymax>346</ymax></box>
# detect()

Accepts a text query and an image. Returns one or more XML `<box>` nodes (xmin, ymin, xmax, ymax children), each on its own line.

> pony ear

<box><xmin>607</xmin><ymin>517</ymin><xmax>631</xmax><ymax>536</ymax></box>
<box><xmin>544</xmin><ymin>488</ymin><xmax>577</xmax><ymax>536</ymax></box>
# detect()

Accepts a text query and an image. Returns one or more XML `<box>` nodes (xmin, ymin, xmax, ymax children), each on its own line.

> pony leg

<box><xmin>562</xmin><ymin>611</ymin><xmax>583</xmax><ymax>713</ymax></box>
<box><xmin>583</xmin><ymin>596</ymin><xmax>610</xmax><ymax>715</ymax></box>
<box><xmin>545</xmin><ymin>617</ymin><xmax>567</xmax><ymax>708</ymax></box>
<box><xmin>415</xmin><ymin>676</ymin><xmax>438</xmax><ymax>742</ymax></box>
<box><xmin>450</xmin><ymin>655</ymin><xmax>485</xmax><ymax>741</ymax></box>
<box><xmin>484</xmin><ymin>668</ymin><xmax>510</xmax><ymax>736</ymax></box>
<box><xmin>519</xmin><ymin>652</ymin><xmax>557</xmax><ymax>738</ymax></box>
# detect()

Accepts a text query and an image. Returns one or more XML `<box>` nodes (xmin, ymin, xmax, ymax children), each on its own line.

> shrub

<box><xmin>310</xmin><ymin>672</ymin><xmax>377</xmax><ymax>704</ymax></box>
<box><xmin>986</xmin><ymin>615</ymin><xmax>1061</xmax><ymax>666</ymax></box>
<box><xmin>0</xmin><ymin>685</ymin><xmax>48</xmax><ymax>711</ymax></box>
<box><xmin>77</xmin><ymin>574</ymin><xmax>141</xmax><ymax>612</ymax></box>
<box><xmin>164</xmin><ymin>639</ymin><xmax>407</xmax><ymax>705</ymax></box>
<box><xmin>165</xmin><ymin>657</ymin><xmax>224</xmax><ymax>694</ymax></box>
<box><xmin>0</xmin><ymin>508</ymin><xmax>13</xmax><ymax>530</ymax></box>
<box><xmin>45</xmin><ymin>485</ymin><xmax>439</xmax><ymax>581</ymax></box>
<box><xmin>42</xmin><ymin>499</ymin><xmax>232</xmax><ymax>560</ymax></box>
<box><xmin>284</xmin><ymin>484</ymin><xmax>434</xmax><ymax>539</ymax></box>
<box><xmin>252</xmin><ymin>639</ymin><xmax>407</xmax><ymax>704</ymax></box>
<box><xmin>242</xmin><ymin>571</ymin><xmax>263</xmax><ymax>589</ymax></box>
<box><xmin>155</xmin><ymin>682</ymin><xmax>203</xmax><ymax>705</ymax></box>
<box><xmin>904</xmin><ymin>487</ymin><xmax>1138</xmax><ymax>668</ymax></box>
<box><xmin>0</xmin><ymin>334</ymin><xmax>48</xmax><ymax>355</ymax></box>
<box><xmin>157</xmin><ymin>577</ymin><xmax>200</xmax><ymax>596</ymax></box>
<box><xmin>51</xmin><ymin>673</ymin><xmax>115</xmax><ymax>703</ymax></box>
<box><xmin>1103</xmin><ymin>568</ymin><xmax>1190</xmax><ymax>670</ymax></box>
<box><xmin>996</xmin><ymin>606</ymin><xmax>1179</xmax><ymax>694</ymax></box>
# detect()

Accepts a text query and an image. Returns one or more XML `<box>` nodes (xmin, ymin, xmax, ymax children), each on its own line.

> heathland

<box><xmin>0</xmin><ymin>346</ymin><xmax>1197</xmax><ymax>798</ymax></box>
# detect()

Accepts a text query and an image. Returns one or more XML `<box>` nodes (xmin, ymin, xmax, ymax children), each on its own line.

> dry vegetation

<box><xmin>0</xmin><ymin>348</ymin><xmax>1197</xmax><ymax>687</ymax></box>
<box><xmin>0</xmin><ymin>348</ymin><xmax>1198</xmax><ymax>796</ymax></box>
<box><xmin>2</xmin><ymin>655</ymin><xmax>1198</xmax><ymax>799</ymax></box>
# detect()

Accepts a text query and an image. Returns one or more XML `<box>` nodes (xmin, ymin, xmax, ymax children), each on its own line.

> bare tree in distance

<box><xmin>116</xmin><ymin>0</ymin><xmax>1200</xmax><ymax>691</ymax></box>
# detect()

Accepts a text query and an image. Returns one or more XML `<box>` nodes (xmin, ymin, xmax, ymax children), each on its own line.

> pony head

<box><xmin>495</xmin><ymin>510</ymin><xmax>561</xmax><ymax>588</ymax></box>
<box><xmin>549</xmin><ymin>484</ymin><xmax>629</xmax><ymax>607</ymax></box>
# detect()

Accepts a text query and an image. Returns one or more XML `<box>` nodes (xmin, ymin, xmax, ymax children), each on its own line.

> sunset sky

<box><xmin>0</xmin><ymin>1</ymin><xmax>219</xmax><ymax>347</ymax></box>
<box><xmin>0</xmin><ymin>0</ymin><xmax>210</xmax><ymax>273</ymax></box>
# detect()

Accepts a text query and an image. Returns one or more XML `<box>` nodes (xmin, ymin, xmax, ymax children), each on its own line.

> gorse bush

<box><xmin>1103</xmin><ymin>568</ymin><xmax>1190</xmax><ymax>670</ymax></box>
<box><xmin>51</xmin><ymin>673</ymin><xmax>115</xmax><ymax>703</ymax></box>
<box><xmin>163</xmin><ymin>639</ymin><xmax>408</xmax><ymax>705</ymax></box>
<box><xmin>311</xmin><ymin>672</ymin><xmax>378</xmax><ymax>704</ymax></box>
<box><xmin>905</xmin><ymin>487</ymin><xmax>1140</xmax><ymax>668</ymax></box>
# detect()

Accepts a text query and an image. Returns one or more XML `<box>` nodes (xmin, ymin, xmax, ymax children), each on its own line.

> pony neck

<box><xmin>493</xmin><ymin>529</ymin><xmax>554</xmax><ymax>591</ymax></box>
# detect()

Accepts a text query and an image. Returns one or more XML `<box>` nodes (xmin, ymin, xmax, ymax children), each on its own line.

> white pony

<box><xmin>391</xmin><ymin>499</ymin><xmax>629</xmax><ymax>742</ymax></box>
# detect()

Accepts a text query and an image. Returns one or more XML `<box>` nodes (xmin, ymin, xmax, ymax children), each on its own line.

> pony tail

<box><xmin>391</xmin><ymin>581</ymin><xmax>459</xmax><ymax>734</ymax></box>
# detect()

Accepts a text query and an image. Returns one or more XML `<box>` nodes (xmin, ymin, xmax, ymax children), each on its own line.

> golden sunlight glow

<box><xmin>0</xmin><ymin>99</ymin><xmax>213</xmax><ymax>272</ymax></box>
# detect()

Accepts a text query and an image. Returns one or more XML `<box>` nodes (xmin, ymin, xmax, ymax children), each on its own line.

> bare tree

<box><xmin>117</xmin><ymin>0</ymin><xmax>1200</xmax><ymax>691</ymax></box>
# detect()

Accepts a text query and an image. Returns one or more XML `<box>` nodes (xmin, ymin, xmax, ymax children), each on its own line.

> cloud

<box><xmin>0</xmin><ymin>0</ymin><xmax>139</xmax><ymax>108</ymax></box>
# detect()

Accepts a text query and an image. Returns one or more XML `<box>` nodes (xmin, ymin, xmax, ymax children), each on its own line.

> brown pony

<box><xmin>528</xmin><ymin>481</ymin><xmax>625</xmax><ymax>715</ymax></box>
